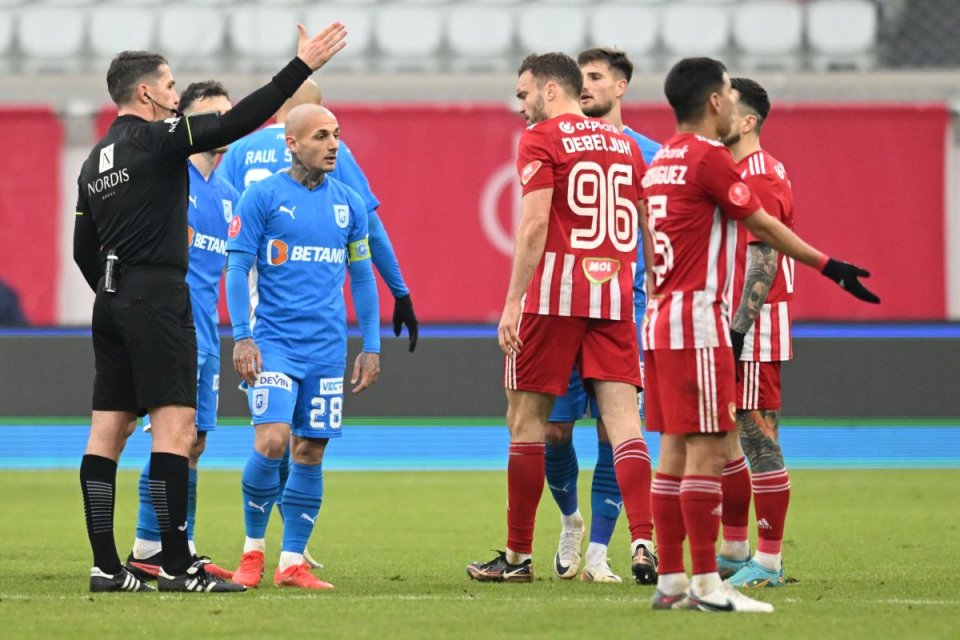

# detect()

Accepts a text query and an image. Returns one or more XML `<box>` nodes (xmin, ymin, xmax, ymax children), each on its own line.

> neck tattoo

<box><xmin>289</xmin><ymin>156</ymin><xmax>326</xmax><ymax>190</ymax></box>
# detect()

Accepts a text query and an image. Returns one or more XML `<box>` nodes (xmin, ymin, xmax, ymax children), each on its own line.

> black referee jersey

<box><xmin>73</xmin><ymin>57</ymin><xmax>313</xmax><ymax>290</ymax></box>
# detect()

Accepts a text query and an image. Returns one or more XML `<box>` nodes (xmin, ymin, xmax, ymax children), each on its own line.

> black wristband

<box><xmin>272</xmin><ymin>57</ymin><xmax>313</xmax><ymax>97</ymax></box>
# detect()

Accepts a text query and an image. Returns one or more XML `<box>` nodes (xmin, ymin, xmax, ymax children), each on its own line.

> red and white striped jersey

<box><xmin>516</xmin><ymin>113</ymin><xmax>646</xmax><ymax>321</ymax></box>
<box><xmin>733</xmin><ymin>149</ymin><xmax>796</xmax><ymax>362</ymax></box>
<box><xmin>641</xmin><ymin>133</ymin><xmax>761</xmax><ymax>351</ymax></box>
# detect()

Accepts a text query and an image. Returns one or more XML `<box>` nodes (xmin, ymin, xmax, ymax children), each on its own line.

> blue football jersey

<box><xmin>187</xmin><ymin>163</ymin><xmax>237</xmax><ymax>356</ymax></box>
<box><xmin>623</xmin><ymin>126</ymin><xmax>661</xmax><ymax>313</ymax></box>
<box><xmin>219</xmin><ymin>124</ymin><xmax>380</xmax><ymax>213</ymax></box>
<box><xmin>226</xmin><ymin>171</ymin><xmax>370</xmax><ymax>366</ymax></box>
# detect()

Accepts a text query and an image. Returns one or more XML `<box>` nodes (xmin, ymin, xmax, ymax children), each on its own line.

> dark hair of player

<box><xmin>179</xmin><ymin>80</ymin><xmax>231</xmax><ymax>114</ymax></box>
<box><xmin>577</xmin><ymin>47</ymin><xmax>634</xmax><ymax>83</ymax></box>
<box><xmin>664</xmin><ymin>57</ymin><xmax>728</xmax><ymax>124</ymax></box>
<box><xmin>731</xmin><ymin>77</ymin><xmax>771</xmax><ymax>133</ymax></box>
<box><xmin>106</xmin><ymin>51</ymin><xmax>169</xmax><ymax>106</ymax></box>
<box><xmin>518</xmin><ymin>52</ymin><xmax>584</xmax><ymax>99</ymax></box>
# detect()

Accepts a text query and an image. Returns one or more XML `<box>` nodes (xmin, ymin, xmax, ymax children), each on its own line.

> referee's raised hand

<box><xmin>297</xmin><ymin>22</ymin><xmax>347</xmax><ymax>71</ymax></box>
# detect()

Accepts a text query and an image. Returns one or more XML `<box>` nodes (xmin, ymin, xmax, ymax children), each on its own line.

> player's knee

<box><xmin>291</xmin><ymin>437</ymin><xmax>327</xmax><ymax>465</ymax></box>
<box><xmin>544</xmin><ymin>423</ymin><xmax>573</xmax><ymax>446</ymax></box>
<box><xmin>255</xmin><ymin>425</ymin><xmax>289</xmax><ymax>459</ymax></box>
<box><xmin>189</xmin><ymin>432</ymin><xmax>207</xmax><ymax>464</ymax></box>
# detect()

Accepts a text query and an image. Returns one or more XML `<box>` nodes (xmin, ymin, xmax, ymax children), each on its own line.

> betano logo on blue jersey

<box><xmin>266</xmin><ymin>238</ymin><xmax>346</xmax><ymax>266</ymax></box>
<box><xmin>187</xmin><ymin>226</ymin><xmax>227</xmax><ymax>255</ymax></box>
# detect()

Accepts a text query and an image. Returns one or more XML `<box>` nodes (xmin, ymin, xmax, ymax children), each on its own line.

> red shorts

<box><xmin>505</xmin><ymin>313</ymin><xmax>641</xmax><ymax>396</ymax></box>
<box><xmin>643</xmin><ymin>347</ymin><xmax>736</xmax><ymax>435</ymax></box>
<box><xmin>736</xmin><ymin>361</ymin><xmax>782</xmax><ymax>410</ymax></box>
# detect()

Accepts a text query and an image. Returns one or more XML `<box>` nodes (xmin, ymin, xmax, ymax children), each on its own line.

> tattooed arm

<box><xmin>732</xmin><ymin>243</ymin><xmax>779</xmax><ymax>334</ymax></box>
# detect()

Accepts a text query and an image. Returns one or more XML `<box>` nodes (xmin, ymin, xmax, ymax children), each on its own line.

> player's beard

<box><xmin>529</xmin><ymin>95</ymin><xmax>547</xmax><ymax>124</ymax></box>
<box><xmin>722</xmin><ymin>131</ymin><xmax>741</xmax><ymax>147</ymax></box>
<box><xmin>582</xmin><ymin>98</ymin><xmax>613</xmax><ymax>119</ymax></box>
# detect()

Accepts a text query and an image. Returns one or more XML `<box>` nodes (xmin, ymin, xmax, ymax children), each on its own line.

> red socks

<box><xmin>680</xmin><ymin>476</ymin><xmax>723</xmax><ymax>575</ymax></box>
<box><xmin>612</xmin><ymin>438</ymin><xmax>654</xmax><ymax>542</ymax></box>
<box><xmin>752</xmin><ymin>468</ymin><xmax>790</xmax><ymax>555</ymax></box>
<box><xmin>651</xmin><ymin>473</ymin><xmax>684</xmax><ymax>574</ymax></box>
<box><xmin>505</xmin><ymin>442</ymin><xmax>545</xmax><ymax>555</ymax></box>
<box><xmin>721</xmin><ymin>456</ymin><xmax>751</xmax><ymax>544</ymax></box>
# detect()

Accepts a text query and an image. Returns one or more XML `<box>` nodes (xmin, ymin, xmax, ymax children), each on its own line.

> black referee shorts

<box><xmin>91</xmin><ymin>267</ymin><xmax>197</xmax><ymax>416</ymax></box>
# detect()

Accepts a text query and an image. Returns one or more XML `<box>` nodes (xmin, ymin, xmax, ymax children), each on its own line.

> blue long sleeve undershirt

<box><xmin>367</xmin><ymin>209</ymin><xmax>409</xmax><ymax>298</ymax></box>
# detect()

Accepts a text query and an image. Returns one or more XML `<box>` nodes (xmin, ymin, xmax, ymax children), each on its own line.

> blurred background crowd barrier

<box><xmin>1</xmin><ymin>0</ymin><xmax>959</xmax><ymax>325</ymax></box>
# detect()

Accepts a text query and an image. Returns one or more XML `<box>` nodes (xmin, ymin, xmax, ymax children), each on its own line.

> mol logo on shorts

<box><xmin>319</xmin><ymin>377</ymin><xmax>343</xmax><ymax>395</ymax></box>
<box><xmin>252</xmin><ymin>389</ymin><xmax>269</xmax><ymax>415</ymax></box>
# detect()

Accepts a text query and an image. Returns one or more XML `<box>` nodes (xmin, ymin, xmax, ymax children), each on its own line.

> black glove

<box><xmin>392</xmin><ymin>294</ymin><xmax>419</xmax><ymax>352</ymax></box>
<box><xmin>821</xmin><ymin>259</ymin><xmax>880</xmax><ymax>303</ymax></box>
<box><xmin>730</xmin><ymin>329</ymin><xmax>746</xmax><ymax>363</ymax></box>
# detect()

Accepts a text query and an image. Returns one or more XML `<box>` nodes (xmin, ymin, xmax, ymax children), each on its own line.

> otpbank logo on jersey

<box><xmin>187</xmin><ymin>226</ymin><xmax>227</xmax><ymax>255</ymax></box>
<box><xmin>265</xmin><ymin>239</ymin><xmax>347</xmax><ymax>266</ymax></box>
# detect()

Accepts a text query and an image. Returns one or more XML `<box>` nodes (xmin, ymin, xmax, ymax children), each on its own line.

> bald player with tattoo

<box><xmin>718</xmin><ymin>78</ymin><xmax>796</xmax><ymax>588</ymax></box>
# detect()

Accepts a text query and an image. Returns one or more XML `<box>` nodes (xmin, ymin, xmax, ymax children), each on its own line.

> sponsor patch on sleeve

<box><xmin>728</xmin><ymin>181</ymin><xmax>752</xmax><ymax>207</ymax></box>
<box><xmin>228</xmin><ymin>216</ymin><xmax>242</xmax><ymax>238</ymax></box>
<box><xmin>348</xmin><ymin>238</ymin><xmax>371</xmax><ymax>263</ymax></box>
<box><xmin>521</xmin><ymin>160</ymin><xmax>542</xmax><ymax>186</ymax></box>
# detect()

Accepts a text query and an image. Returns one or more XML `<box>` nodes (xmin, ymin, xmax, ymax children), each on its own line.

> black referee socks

<box><xmin>148</xmin><ymin>452</ymin><xmax>192</xmax><ymax>575</ymax></box>
<box><xmin>80</xmin><ymin>454</ymin><xmax>122</xmax><ymax>574</ymax></box>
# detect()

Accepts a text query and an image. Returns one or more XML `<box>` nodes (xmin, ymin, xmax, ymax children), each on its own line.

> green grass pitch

<box><xmin>0</xmin><ymin>469</ymin><xmax>957</xmax><ymax>639</ymax></box>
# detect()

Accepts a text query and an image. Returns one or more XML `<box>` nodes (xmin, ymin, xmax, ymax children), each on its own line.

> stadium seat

<box><xmin>807</xmin><ymin>0</ymin><xmax>878</xmax><ymax>70</ymax></box>
<box><xmin>0</xmin><ymin>11</ymin><xmax>13</xmax><ymax>67</ymax></box>
<box><xmin>89</xmin><ymin>7</ymin><xmax>156</xmax><ymax>61</ymax></box>
<box><xmin>36</xmin><ymin>0</ymin><xmax>96</xmax><ymax>6</ymax></box>
<box><xmin>303</xmin><ymin>5</ymin><xmax>373</xmax><ymax>66</ymax></box>
<box><xmin>517</xmin><ymin>6</ymin><xmax>586</xmax><ymax>55</ymax></box>
<box><xmin>587</xmin><ymin>4</ymin><xmax>659</xmax><ymax>66</ymax></box>
<box><xmin>18</xmin><ymin>6</ymin><xmax>86</xmax><ymax>70</ymax></box>
<box><xmin>156</xmin><ymin>6</ymin><xmax>225</xmax><ymax>68</ymax></box>
<box><xmin>733</xmin><ymin>0</ymin><xmax>803</xmax><ymax>69</ymax></box>
<box><xmin>374</xmin><ymin>6</ymin><xmax>444</xmax><ymax>71</ymax></box>
<box><xmin>447</xmin><ymin>5</ymin><xmax>513</xmax><ymax>71</ymax></box>
<box><xmin>230</xmin><ymin>7</ymin><xmax>303</xmax><ymax>71</ymax></box>
<box><xmin>661</xmin><ymin>2</ymin><xmax>730</xmax><ymax>58</ymax></box>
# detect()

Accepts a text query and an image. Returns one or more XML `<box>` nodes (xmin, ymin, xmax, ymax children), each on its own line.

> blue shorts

<box><xmin>144</xmin><ymin>350</ymin><xmax>219</xmax><ymax>433</ymax></box>
<box><xmin>549</xmin><ymin>369</ymin><xmax>599</xmax><ymax>423</ymax></box>
<box><xmin>247</xmin><ymin>353</ymin><xmax>344</xmax><ymax>440</ymax></box>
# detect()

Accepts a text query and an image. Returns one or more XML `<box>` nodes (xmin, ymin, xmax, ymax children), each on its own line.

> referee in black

<box><xmin>73</xmin><ymin>23</ymin><xmax>347</xmax><ymax>593</ymax></box>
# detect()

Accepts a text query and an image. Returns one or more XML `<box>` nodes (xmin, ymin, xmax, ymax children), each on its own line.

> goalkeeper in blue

<box><xmin>124</xmin><ymin>80</ymin><xmax>240</xmax><ymax>585</ymax></box>
<box><xmin>226</xmin><ymin>104</ymin><xmax>381</xmax><ymax>590</ymax></box>
<box><xmin>547</xmin><ymin>48</ymin><xmax>662</xmax><ymax>585</ymax></box>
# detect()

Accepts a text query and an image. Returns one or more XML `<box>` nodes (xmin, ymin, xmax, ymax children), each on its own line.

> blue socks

<box><xmin>135</xmin><ymin>459</ymin><xmax>160</xmax><ymax>543</ymax></box>
<box><xmin>590</xmin><ymin>442</ymin><xmax>622</xmax><ymax>545</ymax></box>
<box><xmin>276</xmin><ymin>447</ymin><xmax>291</xmax><ymax>517</ymax></box>
<box><xmin>280</xmin><ymin>462</ymin><xmax>324</xmax><ymax>554</ymax></box>
<box><xmin>241</xmin><ymin>450</ymin><xmax>281</xmax><ymax>539</ymax></box>
<box><xmin>187</xmin><ymin>467</ymin><xmax>198</xmax><ymax>541</ymax></box>
<box><xmin>545</xmin><ymin>439</ymin><xmax>579</xmax><ymax>516</ymax></box>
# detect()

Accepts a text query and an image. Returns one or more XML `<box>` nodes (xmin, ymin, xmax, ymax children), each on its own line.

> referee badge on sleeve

<box><xmin>252</xmin><ymin>389</ymin><xmax>268</xmax><ymax>415</ymax></box>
